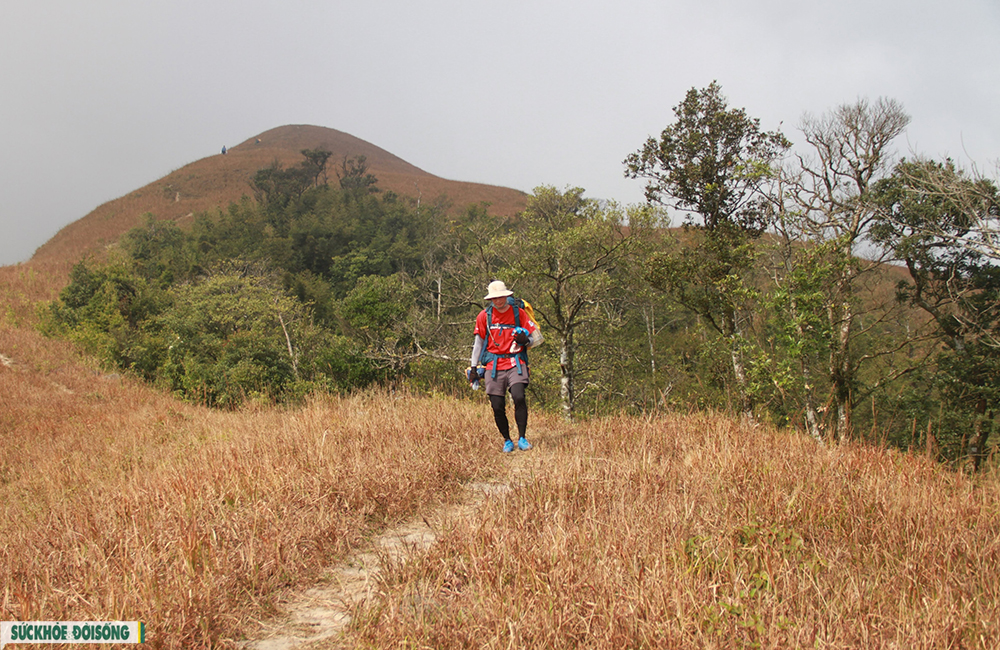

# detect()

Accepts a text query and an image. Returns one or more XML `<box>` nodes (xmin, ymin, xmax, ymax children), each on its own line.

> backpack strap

<box><xmin>479</xmin><ymin>300</ymin><xmax>528</xmax><ymax>378</ymax></box>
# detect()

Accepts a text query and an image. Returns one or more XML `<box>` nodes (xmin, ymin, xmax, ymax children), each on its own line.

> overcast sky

<box><xmin>1</xmin><ymin>0</ymin><xmax>998</xmax><ymax>266</ymax></box>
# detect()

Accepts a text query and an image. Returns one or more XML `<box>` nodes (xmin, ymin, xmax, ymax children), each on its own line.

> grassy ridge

<box><xmin>5</xmin><ymin>262</ymin><xmax>1000</xmax><ymax>648</ymax></box>
<box><xmin>351</xmin><ymin>415</ymin><xmax>1000</xmax><ymax>648</ymax></box>
<box><xmin>0</xmin><ymin>354</ymin><xmax>498</xmax><ymax>648</ymax></box>
<box><xmin>5</xmin><ymin>356</ymin><xmax>1000</xmax><ymax>648</ymax></box>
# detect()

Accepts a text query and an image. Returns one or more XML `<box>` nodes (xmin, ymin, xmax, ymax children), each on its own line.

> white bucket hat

<box><xmin>483</xmin><ymin>280</ymin><xmax>514</xmax><ymax>300</ymax></box>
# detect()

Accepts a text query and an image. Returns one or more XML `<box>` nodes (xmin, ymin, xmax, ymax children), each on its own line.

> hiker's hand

<box><xmin>467</xmin><ymin>367</ymin><xmax>479</xmax><ymax>383</ymax></box>
<box><xmin>513</xmin><ymin>328</ymin><xmax>530</xmax><ymax>345</ymax></box>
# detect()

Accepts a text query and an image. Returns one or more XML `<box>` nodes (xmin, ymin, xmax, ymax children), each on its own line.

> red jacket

<box><xmin>474</xmin><ymin>304</ymin><xmax>538</xmax><ymax>372</ymax></box>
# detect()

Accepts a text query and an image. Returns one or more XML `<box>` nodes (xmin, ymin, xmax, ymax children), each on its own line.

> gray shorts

<box><xmin>484</xmin><ymin>366</ymin><xmax>530</xmax><ymax>396</ymax></box>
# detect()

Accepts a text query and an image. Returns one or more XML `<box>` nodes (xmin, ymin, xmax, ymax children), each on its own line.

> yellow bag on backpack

<box><xmin>518</xmin><ymin>298</ymin><xmax>543</xmax><ymax>347</ymax></box>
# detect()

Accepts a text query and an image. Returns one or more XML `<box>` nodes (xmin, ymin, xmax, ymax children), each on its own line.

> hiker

<box><xmin>469</xmin><ymin>281</ymin><xmax>543</xmax><ymax>453</ymax></box>
<box><xmin>221</xmin><ymin>145</ymin><xmax>227</xmax><ymax>155</ymax></box>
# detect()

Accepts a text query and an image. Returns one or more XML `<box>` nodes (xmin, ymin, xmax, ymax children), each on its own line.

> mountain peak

<box><xmin>32</xmin><ymin>125</ymin><xmax>527</xmax><ymax>265</ymax></box>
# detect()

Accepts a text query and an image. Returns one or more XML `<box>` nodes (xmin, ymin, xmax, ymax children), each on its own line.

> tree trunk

<box><xmin>788</xmin><ymin>292</ymin><xmax>822</xmax><ymax>441</ymax></box>
<box><xmin>835</xmin><ymin>306</ymin><xmax>853</xmax><ymax>442</ymax></box>
<box><xmin>277</xmin><ymin>312</ymin><xmax>299</xmax><ymax>381</ymax></box>
<box><xmin>730</xmin><ymin>343</ymin><xmax>752</xmax><ymax>420</ymax></box>
<box><xmin>804</xmin><ymin>396</ymin><xmax>822</xmax><ymax>442</ymax></box>
<box><xmin>643</xmin><ymin>305</ymin><xmax>656</xmax><ymax>375</ymax></box>
<box><xmin>800</xmin><ymin>361</ymin><xmax>822</xmax><ymax>442</ymax></box>
<box><xmin>560</xmin><ymin>332</ymin><xmax>575</xmax><ymax>421</ymax></box>
<box><xmin>829</xmin><ymin>283</ymin><xmax>855</xmax><ymax>443</ymax></box>
<box><xmin>435</xmin><ymin>277</ymin><xmax>442</xmax><ymax>321</ymax></box>
<box><xmin>724</xmin><ymin>311</ymin><xmax>753</xmax><ymax>421</ymax></box>
<box><xmin>969</xmin><ymin>400</ymin><xmax>993</xmax><ymax>470</ymax></box>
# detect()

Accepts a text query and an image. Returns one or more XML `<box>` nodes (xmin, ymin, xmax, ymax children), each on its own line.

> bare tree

<box><xmin>783</xmin><ymin>97</ymin><xmax>911</xmax><ymax>441</ymax></box>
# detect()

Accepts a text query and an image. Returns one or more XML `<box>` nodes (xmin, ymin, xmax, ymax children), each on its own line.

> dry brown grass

<box><xmin>0</xmin><ymin>262</ymin><xmax>70</xmax><ymax>327</ymax></box>
<box><xmin>0</xmin><ymin>279</ymin><xmax>500</xmax><ymax>649</ymax></box>
<box><xmin>5</xmin><ymin>256</ymin><xmax>1000</xmax><ymax>649</ymax></box>
<box><xmin>349</xmin><ymin>415</ymin><xmax>1000</xmax><ymax>649</ymax></box>
<box><xmin>0</xmin><ymin>385</ymin><xmax>498</xmax><ymax>647</ymax></box>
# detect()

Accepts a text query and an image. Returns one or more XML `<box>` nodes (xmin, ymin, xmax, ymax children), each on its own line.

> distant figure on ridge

<box><xmin>221</xmin><ymin>146</ymin><xmax>227</xmax><ymax>155</ymax></box>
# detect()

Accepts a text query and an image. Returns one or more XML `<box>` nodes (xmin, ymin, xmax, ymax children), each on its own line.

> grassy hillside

<box><xmin>350</xmin><ymin>416</ymin><xmax>1000</xmax><ymax>648</ymax></box>
<box><xmin>2</xmin><ymin>260</ymin><xmax>999</xmax><ymax>648</ymax></box>
<box><xmin>3</xmin><ymin>320</ymin><xmax>999</xmax><ymax>647</ymax></box>
<box><xmin>30</xmin><ymin>124</ymin><xmax>528</xmax><ymax>273</ymax></box>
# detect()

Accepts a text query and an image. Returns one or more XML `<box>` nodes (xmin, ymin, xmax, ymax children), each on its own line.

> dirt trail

<box><xmin>242</xmin><ymin>443</ymin><xmax>546</xmax><ymax>650</ymax></box>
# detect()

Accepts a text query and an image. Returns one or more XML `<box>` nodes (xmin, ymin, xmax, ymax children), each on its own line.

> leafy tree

<box><xmin>158</xmin><ymin>260</ymin><xmax>313</xmax><ymax>407</ymax></box>
<box><xmin>763</xmin><ymin>237</ymin><xmax>841</xmax><ymax>439</ymax></box>
<box><xmin>625</xmin><ymin>81</ymin><xmax>790</xmax><ymax>234</ymax></box>
<box><xmin>337</xmin><ymin>273</ymin><xmax>421</xmax><ymax>373</ymax></box>
<box><xmin>44</xmin><ymin>259</ymin><xmax>166</xmax><ymax>376</ymax></box>
<box><xmin>250</xmin><ymin>161</ymin><xmax>312</xmax><ymax>226</ymax></box>
<box><xmin>119</xmin><ymin>213</ymin><xmax>198</xmax><ymax>286</ymax></box>
<box><xmin>429</xmin><ymin>202</ymin><xmax>512</xmax><ymax>311</ymax></box>
<box><xmin>301</xmin><ymin>148</ymin><xmax>333</xmax><ymax>187</ymax></box>
<box><xmin>184</xmin><ymin>198</ymin><xmax>275</xmax><ymax>269</ymax></box>
<box><xmin>44</xmin><ymin>151</ymin><xmax>490</xmax><ymax>405</ymax></box>
<box><xmin>624</xmin><ymin>82</ymin><xmax>789</xmax><ymax>418</ymax></box>
<box><xmin>872</xmin><ymin>158</ymin><xmax>1000</xmax><ymax>465</ymax></box>
<box><xmin>492</xmin><ymin>186</ymin><xmax>651</xmax><ymax>420</ymax></box>
<box><xmin>877</xmin><ymin>158</ymin><xmax>1000</xmax><ymax>264</ymax></box>
<box><xmin>338</xmin><ymin>155</ymin><xmax>379</xmax><ymax>195</ymax></box>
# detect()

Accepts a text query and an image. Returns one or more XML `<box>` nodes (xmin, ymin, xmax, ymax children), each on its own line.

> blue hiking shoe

<box><xmin>518</xmin><ymin>437</ymin><xmax>532</xmax><ymax>451</ymax></box>
<box><xmin>502</xmin><ymin>439</ymin><xmax>515</xmax><ymax>453</ymax></box>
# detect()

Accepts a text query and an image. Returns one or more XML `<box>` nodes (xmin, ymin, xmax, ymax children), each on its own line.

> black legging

<box><xmin>489</xmin><ymin>383</ymin><xmax>527</xmax><ymax>441</ymax></box>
